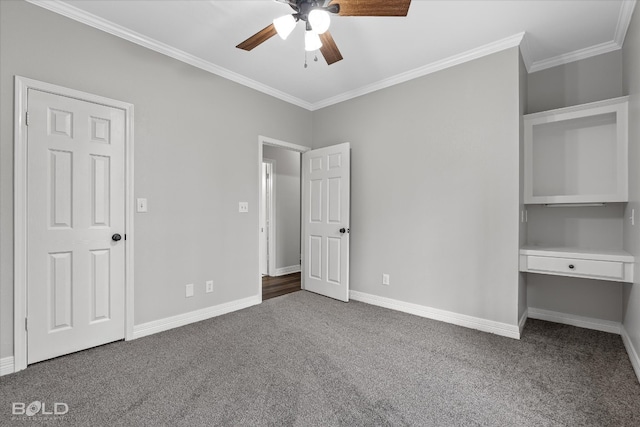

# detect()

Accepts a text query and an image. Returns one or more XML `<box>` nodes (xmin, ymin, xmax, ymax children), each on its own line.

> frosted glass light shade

<box><xmin>273</xmin><ymin>14</ymin><xmax>296</xmax><ymax>40</ymax></box>
<box><xmin>304</xmin><ymin>30</ymin><xmax>323</xmax><ymax>51</ymax></box>
<box><xmin>308</xmin><ymin>9</ymin><xmax>330</xmax><ymax>34</ymax></box>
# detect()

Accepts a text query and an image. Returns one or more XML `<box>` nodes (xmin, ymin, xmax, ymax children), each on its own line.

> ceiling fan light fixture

<box><xmin>308</xmin><ymin>9</ymin><xmax>330</xmax><ymax>34</ymax></box>
<box><xmin>304</xmin><ymin>30</ymin><xmax>322</xmax><ymax>51</ymax></box>
<box><xmin>273</xmin><ymin>14</ymin><xmax>296</xmax><ymax>40</ymax></box>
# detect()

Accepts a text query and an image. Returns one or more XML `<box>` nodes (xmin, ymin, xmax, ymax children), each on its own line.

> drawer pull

<box><xmin>568</xmin><ymin>264</ymin><xmax>575</xmax><ymax>269</ymax></box>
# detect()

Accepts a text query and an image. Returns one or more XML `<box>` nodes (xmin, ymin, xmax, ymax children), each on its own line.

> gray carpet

<box><xmin>1</xmin><ymin>290</ymin><xmax>639</xmax><ymax>426</ymax></box>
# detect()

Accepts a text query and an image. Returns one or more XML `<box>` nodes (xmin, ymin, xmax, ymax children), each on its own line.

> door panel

<box><xmin>90</xmin><ymin>249</ymin><xmax>111</xmax><ymax>322</ymax></box>
<box><xmin>49</xmin><ymin>252</ymin><xmax>73</xmax><ymax>331</ymax></box>
<box><xmin>91</xmin><ymin>155</ymin><xmax>111</xmax><ymax>226</ymax></box>
<box><xmin>302</xmin><ymin>143</ymin><xmax>350</xmax><ymax>302</ymax></box>
<box><xmin>27</xmin><ymin>89</ymin><xmax>126</xmax><ymax>364</ymax></box>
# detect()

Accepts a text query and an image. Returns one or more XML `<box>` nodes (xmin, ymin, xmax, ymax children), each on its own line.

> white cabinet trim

<box><xmin>524</xmin><ymin>96</ymin><xmax>628</xmax><ymax>205</ymax></box>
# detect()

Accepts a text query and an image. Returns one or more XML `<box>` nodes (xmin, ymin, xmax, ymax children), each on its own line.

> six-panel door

<box><xmin>27</xmin><ymin>89</ymin><xmax>126</xmax><ymax>364</ymax></box>
<box><xmin>302</xmin><ymin>143</ymin><xmax>350</xmax><ymax>302</ymax></box>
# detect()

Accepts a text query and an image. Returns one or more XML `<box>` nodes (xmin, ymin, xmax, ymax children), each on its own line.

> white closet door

<box><xmin>27</xmin><ymin>89</ymin><xmax>126</xmax><ymax>364</ymax></box>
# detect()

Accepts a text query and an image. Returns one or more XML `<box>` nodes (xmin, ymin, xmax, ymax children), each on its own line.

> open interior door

<box><xmin>302</xmin><ymin>143</ymin><xmax>350</xmax><ymax>302</ymax></box>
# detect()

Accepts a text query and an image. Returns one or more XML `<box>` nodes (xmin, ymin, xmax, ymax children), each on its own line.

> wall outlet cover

<box><xmin>382</xmin><ymin>274</ymin><xmax>390</xmax><ymax>285</ymax></box>
<box><xmin>136</xmin><ymin>198</ymin><xmax>148</xmax><ymax>213</ymax></box>
<box><xmin>239</xmin><ymin>202</ymin><xmax>249</xmax><ymax>213</ymax></box>
<box><xmin>206</xmin><ymin>280</ymin><xmax>213</xmax><ymax>293</ymax></box>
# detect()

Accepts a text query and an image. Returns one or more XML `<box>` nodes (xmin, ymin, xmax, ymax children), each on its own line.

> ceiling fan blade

<box><xmin>319</xmin><ymin>31</ymin><xmax>343</xmax><ymax>65</ymax></box>
<box><xmin>236</xmin><ymin>23</ymin><xmax>278</xmax><ymax>51</ymax></box>
<box><xmin>329</xmin><ymin>0</ymin><xmax>411</xmax><ymax>16</ymax></box>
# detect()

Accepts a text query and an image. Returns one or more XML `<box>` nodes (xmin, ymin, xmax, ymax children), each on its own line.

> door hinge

<box><xmin>25</xmin><ymin>318</ymin><xmax>28</xmax><ymax>331</ymax></box>
<box><xmin>25</xmin><ymin>111</ymin><xmax>30</xmax><ymax>126</ymax></box>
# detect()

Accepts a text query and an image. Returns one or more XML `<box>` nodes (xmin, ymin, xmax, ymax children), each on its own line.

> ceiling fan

<box><xmin>236</xmin><ymin>0</ymin><xmax>412</xmax><ymax>65</ymax></box>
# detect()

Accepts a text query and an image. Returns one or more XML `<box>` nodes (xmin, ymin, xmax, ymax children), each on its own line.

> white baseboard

<box><xmin>274</xmin><ymin>265</ymin><xmax>301</xmax><ymax>276</ymax></box>
<box><xmin>518</xmin><ymin>309</ymin><xmax>528</xmax><ymax>335</ymax></box>
<box><xmin>349</xmin><ymin>290</ymin><xmax>521</xmax><ymax>339</ymax></box>
<box><xmin>621</xmin><ymin>326</ymin><xmax>640</xmax><ymax>383</ymax></box>
<box><xmin>132</xmin><ymin>295</ymin><xmax>261</xmax><ymax>340</ymax></box>
<box><xmin>1</xmin><ymin>356</ymin><xmax>15</xmax><ymax>377</ymax></box>
<box><xmin>527</xmin><ymin>307</ymin><xmax>621</xmax><ymax>335</ymax></box>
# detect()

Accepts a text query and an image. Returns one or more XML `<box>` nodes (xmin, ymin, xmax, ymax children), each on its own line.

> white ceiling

<box><xmin>30</xmin><ymin>0</ymin><xmax>637</xmax><ymax>110</ymax></box>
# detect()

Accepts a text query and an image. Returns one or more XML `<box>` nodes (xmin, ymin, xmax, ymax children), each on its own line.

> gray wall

<box><xmin>312</xmin><ymin>48</ymin><xmax>522</xmax><ymax>326</ymax></box>
<box><xmin>622</xmin><ymin>6</ymin><xmax>640</xmax><ymax>365</ymax></box>
<box><xmin>0</xmin><ymin>0</ymin><xmax>312</xmax><ymax>359</ymax></box>
<box><xmin>263</xmin><ymin>146</ymin><xmax>301</xmax><ymax>270</ymax></box>
<box><xmin>527</xmin><ymin>50</ymin><xmax>623</xmax><ymax>114</ymax></box>
<box><xmin>525</xmin><ymin>49</ymin><xmax>626</xmax><ymax>322</ymax></box>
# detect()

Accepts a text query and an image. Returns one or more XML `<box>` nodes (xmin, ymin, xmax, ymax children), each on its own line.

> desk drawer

<box><xmin>527</xmin><ymin>256</ymin><xmax>623</xmax><ymax>280</ymax></box>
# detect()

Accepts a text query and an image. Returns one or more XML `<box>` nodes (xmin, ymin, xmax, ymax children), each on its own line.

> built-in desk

<box><xmin>520</xmin><ymin>246</ymin><xmax>634</xmax><ymax>283</ymax></box>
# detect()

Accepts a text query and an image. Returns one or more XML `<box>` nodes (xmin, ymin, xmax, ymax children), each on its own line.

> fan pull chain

<box><xmin>304</xmin><ymin>52</ymin><xmax>320</xmax><ymax>68</ymax></box>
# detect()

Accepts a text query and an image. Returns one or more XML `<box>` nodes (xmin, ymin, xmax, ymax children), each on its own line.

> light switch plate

<box><xmin>239</xmin><ymin>202</ymin><xmax>249</xmax><ymax>213</ymax></box>
<box><xmin>185</xmin><ymin>283</ymin><xmax>194</xmax><ymax>298</ymax></box>
<box><xmin>137</xmin><ymin>198</ymin><xmax>148</xmax><ymax>213</ymax></box>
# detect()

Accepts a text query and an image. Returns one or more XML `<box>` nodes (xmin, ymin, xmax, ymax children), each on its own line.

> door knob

<box><xmin>112</xmin><ymin>233</ymin><xmax>122</xmax><ymax>242</ymax></box>
<box><xmin>339</xmin><ymin>228</ymin><xmax>349</xmax><ymax>234</ymax></box>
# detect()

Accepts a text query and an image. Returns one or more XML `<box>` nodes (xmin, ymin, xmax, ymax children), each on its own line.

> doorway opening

<box><xmin>258</xmin><ymin>136</ymin><xmax>310</xmax><ymax>301</ymax></box>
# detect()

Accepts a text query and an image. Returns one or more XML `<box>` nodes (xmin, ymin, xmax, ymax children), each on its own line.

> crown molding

<box><xmin>26</xmin><ymin>0</ymin><xmax>314</xmax><ymax>110</ymax></box>
<box><xmin>518</xmin><ymin>33</ymin><xmax>534</xmax><ymax>72</ymax></box>
<box><xmin>528</xmin><ymin>40</ymin><xmax>622</xmax><ymax>73</ymax></box>
<box><xmin>528</xmin><ymin>0</ymin><xmax>636</xmax><ymax>73</ymax></box>
<box><xmin>615</xmin><ymin>0</ymin><xmax>637</xmax><ymax>46</ymax></box>
<box><xmin>311</xmin><ymin>32</ymin><xmax>525</xmax><ymax>110</ymax></box>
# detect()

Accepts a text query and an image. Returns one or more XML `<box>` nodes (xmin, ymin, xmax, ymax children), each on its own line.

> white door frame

<box><xmin>259</xmin><ymin>162</ymin><xmax>268</xmax><ymax>275</ymax></box>
<box><xmin>257</xmin><ymin>136</ymin><xmax>309</xmax><ymax>299</ymax></box>
<box><xmin>262</xmin><ymin>159</ymin><xmax>276</xmax><ymax>276</ymax></box>
<box><xmin>13</xmin><ymin>76</ymin><xmax>135</xmax><ymax>372</ymax></box>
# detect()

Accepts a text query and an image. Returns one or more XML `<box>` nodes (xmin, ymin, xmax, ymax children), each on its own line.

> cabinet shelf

<box><xmin>524</xmin><ymin>97</ymin><xmax>628</xmax><ymax>205</ymax></box>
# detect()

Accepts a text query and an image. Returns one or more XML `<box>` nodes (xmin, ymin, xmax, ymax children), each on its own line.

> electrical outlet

<box><xmin>382</xmin><ymin>273</ymin><xmax>390</xmax><ymax>286</ymax></box>
<box><xmin>185</xmin><ymin>283</ymin><xmax>194</xmax><ymax>298</ymax></box>
<box><xmin>206</xmin><ymin>280</ymin><xmax>213</xmax><ymax>293</ymax></box>
<box><xmin>631</xmin><ymin>208</ymin><xmax>636</xmax><ymax>226</ymax></box>
<box><xmin>239</xmin><ymin>202</ymin><xmax>249</xmax><ymax>213</ymax></box>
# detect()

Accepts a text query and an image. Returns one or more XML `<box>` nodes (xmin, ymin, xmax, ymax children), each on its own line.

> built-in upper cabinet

<box><xmin>524</xmin><ymin>97</ymin><xmax>628</xmax><ymax>204</ymax></box>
